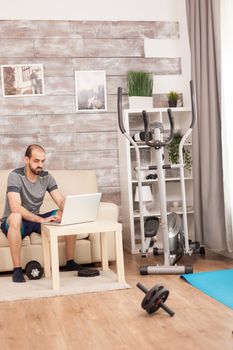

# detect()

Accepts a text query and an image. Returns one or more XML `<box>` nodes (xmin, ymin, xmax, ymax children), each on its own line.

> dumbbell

<box><xmin>146</xmin><ymin>173</ymin><xmax>157</xmax><ymax>180</ymax></box>
<box><xmin>25</xmin><ymin>260</ymin><xmax>44</xmax><ymax>280</ymax></box>
<box><xmin>136</xmin><ymin>282</ymin><xmax>175</xmax><ymax>317</ymax></box>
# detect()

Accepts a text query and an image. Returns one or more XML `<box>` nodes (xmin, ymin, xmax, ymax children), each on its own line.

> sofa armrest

<box><xmin>96</xmin><ymin>202</ymin><xmax>119</xmax><ymax>221</ymax></box>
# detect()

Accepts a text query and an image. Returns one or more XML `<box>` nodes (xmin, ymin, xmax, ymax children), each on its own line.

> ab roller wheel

<box><xmin>137</xmin><ymin>282</ymin><xmax>175</xmax><ymax>317</ymax></box>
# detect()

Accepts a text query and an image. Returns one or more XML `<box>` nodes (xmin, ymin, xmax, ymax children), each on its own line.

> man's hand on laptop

<box><xmin>41</xmin><ymin>215</ymin><xmax>61</xmax><ymax>223</ymax></box>
<box><xmin>40</xmin><ymin>210</ymin><xmax>62</xmax><ymax>223</ymax></box>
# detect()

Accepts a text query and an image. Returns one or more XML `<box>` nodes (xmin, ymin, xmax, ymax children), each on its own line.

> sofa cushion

<box><xmin>30</xmin><ymin>232</ymin><xmax>89</xmax><ymax>245</ymax></box>
<box><xmin>0</xmin><ymin>169</ymin><xmax>12</xmax><ymax>217</ymax></box>
<box><xmin>41</xmin><ymin>170</ymin><xmax>98</xmax><ymax>212</ymax></box>
<box><xmin>0</xmin><ymin>231</ymin><xmax>30</xmax><ymax>247</ymax></box>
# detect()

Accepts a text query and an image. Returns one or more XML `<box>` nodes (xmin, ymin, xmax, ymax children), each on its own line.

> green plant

<box><xmin>167</xmin><ymin>90</ymin><xmax>178</xmax><ymax>102</ymax></box>
<box><xmin>128</xmin><ymin>71</ymin><xmax>153</xmax><ymax>97</ymax></box>
<box><xmin>167</xmin><ymin>132</ymin><xmax>192</xmax><ymax>172</ymax></box>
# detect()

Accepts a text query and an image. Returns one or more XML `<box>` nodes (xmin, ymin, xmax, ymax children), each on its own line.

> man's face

<box><xmin>25</xmin><ymin>149</ymin><xmax>46</xmax><ymax>176</ymax></box>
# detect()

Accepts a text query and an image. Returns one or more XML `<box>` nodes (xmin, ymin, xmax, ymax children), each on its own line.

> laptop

<box><xmin>46</xmin><ymin>192</ymin><xmax>102</xmax><ymax>226</ymax></box>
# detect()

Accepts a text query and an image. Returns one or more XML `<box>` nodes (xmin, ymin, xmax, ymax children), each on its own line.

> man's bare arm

<box><xmin>49</xmin><ymin>189</ymin><xmax>65</xmax><ymax>211</ymax></box>
<box><xmin>7</xmin><ymin>192</ymin><xmax>58</xmax><ymax>223</ymax></box>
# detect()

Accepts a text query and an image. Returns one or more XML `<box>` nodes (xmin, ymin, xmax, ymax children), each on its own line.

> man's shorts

<box><xmin>0</xmin><ymin>210</ymin><xmax>58</xmax><ymax>240</ymax></box>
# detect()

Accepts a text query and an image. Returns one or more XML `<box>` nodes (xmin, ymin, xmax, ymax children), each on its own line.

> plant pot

<box><xmin>165</xmin><ymin>168</ymin><xmax>180</xmax><ymax>178</ymax></box>
<box><xmin>168</xmin><ymin>100</ymin><xmax>177</xmax><ymax>108</ymax></box>
<box><xmin>129</xmin><ymin>96</ymin><xmax>153</xmax><ymax>109</ymax></box>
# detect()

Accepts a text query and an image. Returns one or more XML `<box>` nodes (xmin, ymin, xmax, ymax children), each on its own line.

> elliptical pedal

<box><xmin>144</xmin><ymin>216</ymin><xmax>159</xmax><ymax>238</ymax></box>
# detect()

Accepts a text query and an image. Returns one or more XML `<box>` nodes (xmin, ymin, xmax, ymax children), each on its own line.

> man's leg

<box><xmin>65</xmin><ymin>235</ymin><xmax>77</xmax><ymax>261</ymax></box>
<box><xmin>39</xmin><ymin>210</ymin><xmax>77</xmax><ymax>261</ymax></box>
<box><xmin>53</xmin><ymin>210</ymin><xmax>78</xmax><ymax>262</ymax></box>
<box><xmin>6</xmin><ymin>213</ymin><xmax>26</xmax><ymax>282</ymax></box>
<box><xmin>39</xmin><ymin>211</ymin><xmax>84</xmax><ymax>271</ymax></box>
<box><xmin>64</xmin><ymin>235</ymin><xmax>86</xmax><ymax>271</ymax></box>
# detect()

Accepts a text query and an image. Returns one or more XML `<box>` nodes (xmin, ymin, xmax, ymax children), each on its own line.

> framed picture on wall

<box><xmin>75</xmin><ymin>70</ymin><xmax>107</xmax><ymax>112</ymax></box>
<box><xmin>1</xmin><ymin>64</ymin><xmax>45</xmax><ymax>97</ymax></box>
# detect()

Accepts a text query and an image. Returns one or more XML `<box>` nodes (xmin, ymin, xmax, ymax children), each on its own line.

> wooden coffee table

<box><xmin>41</xmin><ymin>220</ymin><xmax>125</xmax><ymax>290</ymax></box>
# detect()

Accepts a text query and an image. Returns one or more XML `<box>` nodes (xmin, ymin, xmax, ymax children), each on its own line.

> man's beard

<box><xmin>29</xmin><ymin>164</ymin><xmax>43</xmax><ymax>175</ymax></box>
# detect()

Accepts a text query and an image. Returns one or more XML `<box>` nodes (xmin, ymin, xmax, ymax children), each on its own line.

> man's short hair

<box><xmin>25</xmin><ymin>144</ymin><xmax>45</xmax><ymax>158</ymax></box>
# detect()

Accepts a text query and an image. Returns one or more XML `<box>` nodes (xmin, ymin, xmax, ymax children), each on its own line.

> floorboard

<box><xmin>0</xmin><ymin>250</ymin><xmax>232</xmax><ymax>350</ymax></box>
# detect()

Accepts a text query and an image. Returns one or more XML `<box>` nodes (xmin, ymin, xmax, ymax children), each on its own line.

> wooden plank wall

<box><xmin>0</xmin><ymin>20</ymin><xmax>180</xmax><ymax>204</ymax></box>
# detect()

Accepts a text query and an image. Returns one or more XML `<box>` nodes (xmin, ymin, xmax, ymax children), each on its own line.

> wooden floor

<box><xmin>0</xmin><ymin>250</ymin><xmax>232</xmax><ymax>350</ymax></box>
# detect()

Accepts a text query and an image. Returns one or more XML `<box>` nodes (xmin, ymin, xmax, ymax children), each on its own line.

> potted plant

<box><xmin>128</xmin><ymin>71</ymin><xmax>153</xmax><ymax>109</ymax></box>
<box><xmin>167</xmin><ymin>91</ymin><xmax>178</xmax><ymax>107</ymax></box>
<box><xmin>167</xmin><ymin>132</ymin><xmax>192</xmax><ymax>173</ymax></box>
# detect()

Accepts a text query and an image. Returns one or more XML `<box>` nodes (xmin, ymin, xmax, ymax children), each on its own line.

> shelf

<box><xmin>133</xmin><ymin>208</ymin><xmax>194</xmax><ymax>218</ymax></box>
<box><xmin>130</xmin><ymin>145</ymin><xmax>150</xmax><ymax>149</ymax></box>
<box><xmin>133</xmin><ymin>210</ymin><xmax>160</xmax><ymax>217</ymax></box>
<box><xmin>131</xmin><ymin>176</ymin><xmax>193</xmax><ymax>183</ymax></box>
<box><xmin>124</xmin><ymin>107</ymin><xmax>191</xmax><ymax>114</ymax></box>
<box><xmin>132</xmin><ymin>179</ymin><xmax>157</xmax><ymax>184</ymax></box>
<box><xmin>130</xmin><ymin>142</ymin><xmax>192</xmax><ymax>149</ymax></box>
<box><xmin>118</xmin><ymin>107</ymin><xmax>194</xmax><ymax>254</ymax></box>
<box><xmin>165</xmin><ymin>176</ymin><xmax>193</xmax><ymax>181</ymax></box>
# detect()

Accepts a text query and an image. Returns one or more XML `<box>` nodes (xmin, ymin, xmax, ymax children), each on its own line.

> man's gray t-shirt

<box><xmin>2</xmin><ymin>167</ymin><xmax>58</xmax><ymax>219</ymax></box>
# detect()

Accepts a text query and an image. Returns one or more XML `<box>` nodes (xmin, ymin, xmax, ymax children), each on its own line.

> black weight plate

<box><xmin>141</xmin><ymin>285</ymin><xmax>163</xmax><ymax>310</ymax></box>
<box><xmin>146</xmin><ymin>288</ymin><xmax>169</xmax><ymax>314</ymax></box>
<box><xmin>25</xmin><ymin>260</ymin><xmax>39</xmax><ymax>272</ymax></box>
<box><xmin>153</xmin><ymin>247</ymin><xmax>159</xmax><ymax>256</ymax></box>
<box><xmin>78</xmin><ymin>269</ymin><xmax>100</xmax><ymax>277</ymax></box>
<box><xmin>144</xmin><ymin>286</ymin><xmax>166</xmax><ymax>313</ymax></box>
<box><xmin>25</xmin><ymin>260</ymin><xmax>44</xmax><ymax>280</ymax></box>
<box><xmin>199</xmin><ymin>246</ymin><xmax>205</xmax><ymax>255</ymax></box>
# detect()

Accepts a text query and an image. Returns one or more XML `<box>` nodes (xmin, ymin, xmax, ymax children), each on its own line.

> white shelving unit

<box><xmin>117</xmin><ymin>107</ymin><xmax>194</xmax><ymax>254</ymax></box>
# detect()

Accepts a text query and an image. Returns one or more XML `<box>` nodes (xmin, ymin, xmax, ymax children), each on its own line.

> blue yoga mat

<box><xmin>181</xmin><ymin>269</ymin><xmax>233</xmax><ymax>310</ymax></box>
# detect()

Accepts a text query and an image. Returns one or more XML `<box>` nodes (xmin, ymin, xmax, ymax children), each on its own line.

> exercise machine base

<box><xmin>140</xmin><ymin>264</ymin><xmax>193</xmax><ymax>275</ymax></box>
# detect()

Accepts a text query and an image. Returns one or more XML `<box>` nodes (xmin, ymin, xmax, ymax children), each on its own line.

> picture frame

<box><xmin>1</xmin><ymin>64</ymin><xmax>45</xmax><ymax>97</ymax></box>
<box><xmin>75</xmin><ymin>70</ymin><xmax>107</xmax><ymax>112</ymax></box>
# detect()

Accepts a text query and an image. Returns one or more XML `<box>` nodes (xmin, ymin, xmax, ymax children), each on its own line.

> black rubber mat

<box><xmin>77</xmin><ymin>269</ymin><xmax>100</xmax><ymax>277</ymax></box>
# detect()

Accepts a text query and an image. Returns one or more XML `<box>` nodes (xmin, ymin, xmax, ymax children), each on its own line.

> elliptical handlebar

<box><xmin>163</xmin><ymin>108</ymin><xmax>175</xmax><ymax>146</ymax></box>
<box><xmin>142</xmin><ymin>108</ymin><xmax>174</xmax><ymax>148</ymax></box>
<box><xmin>118</xmin><ymin>81</ymin><xmax>195</xmax><ymax>139</ymax></box>
<box><xmin>117</xmin><ymin>87</ymin><xmax>126</xmax><ymax>134</ymax></box>
<box><xmin>190</xmin><ymin>80</ymin><xmax>197</xmax><ymax>129</ymax></box>
<box><xmin>117</xmin><ymin>86</ymin><xmax>149</xmax><ymax>256</ymax></box>
<box><xmin>142</xmin><ymin>110</ymin><xmax>154</xmax><ymax>147</ymax></box>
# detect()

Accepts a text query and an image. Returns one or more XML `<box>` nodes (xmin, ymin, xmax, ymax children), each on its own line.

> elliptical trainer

<box><xmin>117</xmin><ymin>81</ymin><xmax>202</xmax><ymax>275</ymax></box>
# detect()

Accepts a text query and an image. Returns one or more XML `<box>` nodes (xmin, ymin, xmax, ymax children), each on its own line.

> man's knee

<box><xmin>7</xmin><ymin>213</ymin><xmax>22</xmax><ymax>228</ymax></box>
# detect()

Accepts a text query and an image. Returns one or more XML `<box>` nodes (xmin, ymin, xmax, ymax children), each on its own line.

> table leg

<box><xmin>41</xmin><ymin>230</ymin><xmax>51</xmax><ymax>278</ymax></box>
<box><xmin>100</xmin><ymin>231</ymin><xmax>109</xmax><ymax>272</ymax></box>
<box><xmin>115</xmin><ymin>229</ymin><xmax>125</xmax><ymax>283</ymax></box>
<box><xmin>50</xmin><ymin>234</ymin><xmax>60</xmax><ymax>291</ymax></box>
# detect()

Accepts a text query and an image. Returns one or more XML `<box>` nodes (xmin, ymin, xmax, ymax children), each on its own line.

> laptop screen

<box><xmin>59</xmin><ymin>192</ymin><xmax>102</xmax><ymax>225</ymax></box>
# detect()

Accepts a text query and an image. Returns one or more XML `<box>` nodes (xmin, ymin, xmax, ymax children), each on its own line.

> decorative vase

<box><xmin>129</xmin><ymin>96</ymin><xmax>153</xmax><ymax>109</ymax></box>
<box><xmin>168</xmin><ymin>100</ymin><xmax>177</xmax><ymax>107</ymax></box>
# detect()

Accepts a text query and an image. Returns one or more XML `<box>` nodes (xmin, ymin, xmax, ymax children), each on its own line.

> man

<box><xmin>1</xmin><ymin>144</ymin><xmax>83</xmax><ymax>283</ymax></box>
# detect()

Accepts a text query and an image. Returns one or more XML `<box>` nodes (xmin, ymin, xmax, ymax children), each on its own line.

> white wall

<box><xmin>144</xmin><ymin>1</ymin><xmax>191</xmax><ymax>106</ymax></box>
<box><xmin>1</xmin><ymin>0</ymin><xmax>184</xmax><ymax>21</ymax></box>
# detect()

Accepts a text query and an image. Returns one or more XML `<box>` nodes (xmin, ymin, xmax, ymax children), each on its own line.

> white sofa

<box><xmin>0</xmin><ymin>169</ymin><xmax>118</xmax><ymax>272</ymax></box>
